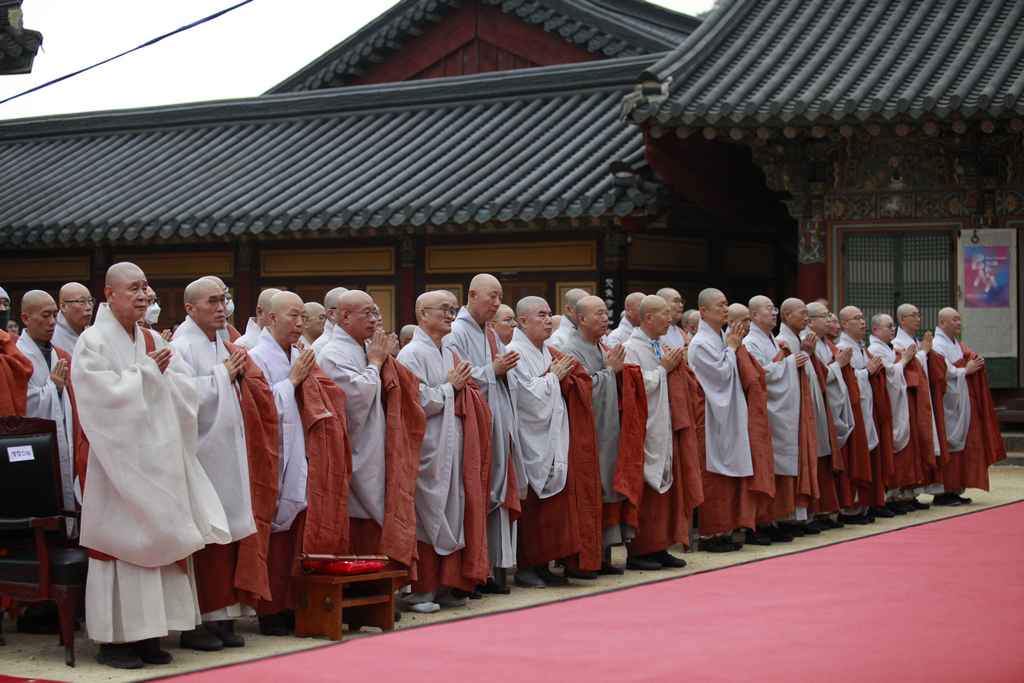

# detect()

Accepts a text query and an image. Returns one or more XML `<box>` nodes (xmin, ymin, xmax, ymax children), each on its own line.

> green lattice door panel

<box><xmin>843</xmin><ymin>230</ymin><xmax>954</xmax><ymax>338</ymax></box>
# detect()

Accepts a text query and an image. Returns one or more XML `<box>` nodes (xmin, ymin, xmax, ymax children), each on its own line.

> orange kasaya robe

<box><xmin>806</xmin><ymin>351</ymin><xmax>845</xmax><ymax>515</ymax></box>
<box><xmin>259</xmin><ymin>362</ymin><xmax>352</xmax><ymax>615</ymax></box>
<box><xmin>348</xmin><ymin>355</ymin><xmax>425</xmax><ymax>589</ymax></box>
<box><xmin>627</xmin><ymin>360</ymin><xmax>704</xmax><ymax>556</ymax></box>
<box><xmin>193</xmin><ymin>342</ymin><xmax>280</xmax><ymax>615</ymax></box>
<box><xmin>928</xmin><ymin>343</ymin><xmax>1006</xmax><ymax>491</ymax></box>
<box><xmin>410</xmin><ymin>356</ymin><xmax>492</xmax><ymax>594</ymax></box>
<box><xmin>828</xmin><ymin>340</ymin><xmax>874</xmax><ymax>510</ymax></box>
<box><xmin>891</xmin><ymin>349</ymin><xmax>939</xmax><ymax>491</ymax></box>
<box><xmin>516</xmin><ymin>349</ymin><xmax>603</xmax><ymax>572</ymax></box>
<box><xmin>0</xmin><ymin>329</ymin><xmax>32</xmax><ymax>416</ymax></box>
<box><xmin>695</xmin><ymin>346</ymin><xmax>774</xmax><ymax>536</ymax></box>
<box><xmin>602</xmin><ymin>362</ymin><xmax>648</xmax><ymax>536</ymax></box>
<box><xmin>227</xmin><ymin>323</ymin><xmax>242</xmax><ymax>343</ymax></box>
<box><xmin>862</xmin><ymin>351</ymin><xmax>895</xmax><ymax>508</ymax></box>
<box><xmin>756</xmin><ymin>347</ymin><xmax>820</xmax><ymax>525</ymax></box>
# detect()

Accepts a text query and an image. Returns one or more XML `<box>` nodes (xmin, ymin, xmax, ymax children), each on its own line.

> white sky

<box><xmin>0</xmin><ymin>0</ymin><xmax>715</xmax><ymax>121</ymax></box>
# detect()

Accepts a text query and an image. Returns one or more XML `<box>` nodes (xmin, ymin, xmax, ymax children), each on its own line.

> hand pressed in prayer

<box><xmin>366</xmin><ymin>328</ymin><xmax>389</xmax><ymax>368</ymax></box>
<box><xmin>493</xmin><ymin>350</ymin><xmax>519</xmax><ymax>376</ymax></box>
<box><xmin>725</xmin><ymin>325</ymin><xmax>744</xmax><ymax>350</ymax></box>
<box><xmin>548</xmin><ymin>355</ymin><xmax>574</xmax><ymax>381</ymax></box>
<box><xmin>161</xmin><ymin>329</ymin><xmax>173</xmax><ymax>342</ymax></box>
<box><xmin>295</xmin><ymin>337</ymin><xmax>306</xmax><ymax>351</ymax></box>
<box><xmin>386</xmin><ymin>333</ymin><xmax>400</xmax><ymax>357</ymax></box>
<box><xmin>966</xmin><ymin>357</ymin><xmax>986</xmax><ymax>375</ymax></box>
<box><xmin>49</xmin><ymin>358</ymin><xmax>68</xmax><ymax>391</ymax></box>
<box><xmin>919</xmin><ymin>331</ymin><xmax>933</xmax><ymax>354</ymax></box>
<box><xmin>288</xmin><ymin>348</ymin><xmax>316</xmax><ymax>388</ymax></box>
<box><xmin>447</xmin><ymin>361</ymin><xmax>472</xmax><ymax>391</ymax></box>
<box><xmin>835</xmin><ymin>347</ymin><xmax>854</xmax><ymax>368</ymax></box>
<box><xmin>661</xmin><ymin>346</ymin><xmax>684</xmax><ymax>372</ymax></box>
<box><xmin>795</xmin><ymin>352</ymin><xmax>809</xmax><ymax>369</ymax></box>
<box><xmin>224</xmin><ymin>348</ymin><xmax>247</xmax><ymax>382</ymax></box>
<box><xmin>800</xmin><ymin>331</ymin><xmax>817</xmax><ymax>354</ymax></box>
<box><xmin>866</xmin><ymin>355</ymin><xmax>883</xmax><ymax>375</ymax></box>
<box><xmin>899</xmin><ymin>344</ymin><xmax>918</xmax><ymax>366</ymax></box>
<box><xmin>604</xmin><ymin>343</ymin><xmax>625</xmax><ymax>373</ymax></box>
<box><xmin>148</xmin><ymin>347</ymin><xmax>172</xmax><ymax>374</ymax></box>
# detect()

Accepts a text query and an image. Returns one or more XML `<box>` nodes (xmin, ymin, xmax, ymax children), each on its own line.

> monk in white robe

<box><xmin>605</xmin><ymin>292</ymin><xmax>644</xmax><ymax>346</ymax></box>
<box><xmin>312</xmin><ymin>287</ymin><xmax>348</xmax><ymax>357</ymax></box>
<box><xmin>400</xmin><ymin>324</ymin><xmax>417</xmax><ymax>348</ymax></box>
<box><xmin>547</xmin><ymin>288</ymin><xmax>589</xmax><ymax>350</ymax></box>
<box><xmin>444</xmin><ymin>274</ymin><xmax>523</xmax><ymax>592</ymax></box>
<box><xmin>487</xmin><ymin>304</ymin><xmax>517</xmax><ymax>347</ymax></box>
<box><xmin>52</xmin><ymin>282</ymin><xmax>94</xmax><ymax>355</ymax></box>
<box><xmin>17</xmin><ymin>291</ymin><xmax>76</xmax><ymax>535</ymax></box>
<box><xmin>237</xmin><ymin>288</ymin><xmax>281</xmax><ymax>350</ymax></box>
<box><xmin>171</xmin><ymin>279</ymin><xmax>257</xmax><ymax>649</ymax></box>
<box><xmin>302</xmin><ymin>302</ymin><xmax>326</xmax><ymax>347</ymax></box>
<box><xmin>655</xmin><ymin>287</ymin><xmax>687</xmax><ymax>349</ymax></box>
<box><xmin>73</xmin><ymin>263</ymin><xmax>229</xmax><ymax>669</ymax></box>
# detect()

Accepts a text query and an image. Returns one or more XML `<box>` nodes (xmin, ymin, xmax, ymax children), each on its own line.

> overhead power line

<box><xmin>0</xmin><ymin>0</ymin><xmax>254</xmax><ymax>107</ymax></box>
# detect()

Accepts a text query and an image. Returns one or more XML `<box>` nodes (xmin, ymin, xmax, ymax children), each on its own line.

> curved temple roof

<box><xmin>269</xmin><ymin>0</ymin><xmax>699</xmax><ymax>94</ymax></box>
<box><xmin>0</xmin><ymin>56</ymin><xmax>666</xmax><ymax>248</ymax></box>
<box><xmin>629</xmin><ymin>0</ymin><xmax>1024</xmax><ymax>125</ymax></box>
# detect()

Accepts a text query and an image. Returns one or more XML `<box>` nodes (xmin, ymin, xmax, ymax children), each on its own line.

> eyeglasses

<box><xmin>902</xmin><ymin>313</ymin><xmax>921</xmax><ymax>319</ymax></box>
<box><xmin>62</xmin><ymin>297</ymin><xmax>97</xmax><ymax>306</ymax></box>
<box><xmin>342</xmin><ymin>309</ymin><xmax>382</xmax><ymax>319</ymax></box>
<box><xmin>765</xmin><ymin>307</ymin><xmax>779</xmax><ymax>315</ymax></box>
<box><xmin>880</xmin><ymin>323</ymin><xmax>896</xmax><ymax>329</ymax></box>
<box><xmin>423</xmin><ymin>307</ymin><xmax>457</xmax><ymax>319</ymax></box>
<box><xmin>303</xmin><ymin>315</ymin><xmax>328</xmax><ymax>322</ymax></box>
<box><xmin>147</xmin><ymin>297</ymin><xmax>161</xmax><ymax>306</ymax></box>
<box><xmin>807</xmin><ymin>314</ymin><xmax>829</xmax><ymax>319</ymax></box>
<box><xmin>845</xmin><ymin>315</ymin><xmax>866</xmax><ymax>322</ymax></box>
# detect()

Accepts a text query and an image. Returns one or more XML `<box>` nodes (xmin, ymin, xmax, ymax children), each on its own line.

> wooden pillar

<box><xmin>90</xmin><ymin>248</ymin><xmax>109</xmax><ymax>300</ymax></box>
<box><xmin>797</xmin><ymin>261</ymin><xmax>827</xmax><ymax>303</ymax></box>
<box><xmin>399</xmin><ymin>238</ymin><xmax>417</xmax><ymax>327</ymax></box>
<box><xmin>235</xmin><ymin>243</ymin><xmax>253</xmax><ymax>323</ymax></box>
<box><xmin>797</xmin><ymin>218</ymin><xmax>828</xmax><ymax>303</ymax></box>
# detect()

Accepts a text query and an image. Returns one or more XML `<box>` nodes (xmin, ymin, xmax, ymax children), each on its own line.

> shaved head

<box><xmin>575</xmin><ymin>295</ymin><xmax>609</xmax><ymax>343</ymax></box>
<box><xmin>415</xmin><ymin>291</ymin><xmax>454</xmax><ymax>344</ymax></box>
<box><xmin>324</xmin><ymin>287</ymin><xmax>349</xmax><ymax>324</ymax></box>
<box><xmin>304</xmin><ymin>302</ymin><xmax>327</xmax><ymax>342</ymax></box>
<box><xmin>265</xmin><ymin>291</ymin><xmax>304</xmax><ymax>350</ymax></box>
<box><xmin>623</xmin><ymin>291</ymin><xmax>645</xmax><ymax>326</ymax></box>
<box><xmin>400</xmin><ymin>324</ymin><xmax>417</xmax><ymax>345</ymax></box>
<box><xmin>467</xmin><ymin>274</ymin><xmax>503</xmax><ymax>326</ymax></box>
<box><xmin>255</xmin><ymin>288</ymin><xmax>282</xmax><ymax>328</ymax></box>
<box><xmin>21</xmin><ymin>289</ymin><xmax>55</xmax><ymax>316</ymax></box>
<box><xmin>640</xmin><ymin>294</ymin><xmax>668</xmax><ymax>318</ymax></box>
<box><xmin>937</xmin><ymin>307</ymin><xmax>962</xmax><ymax>337</ymax></box>
<box><xmin>748</xmin><ymin>295</ymin><xmax>772</xmax><ymax>313</ymax></box>
<box><xmin>106</xmin><ymin>262</ymin><xmax>145</xmax><ymax>290</ymax></box>
<box><xmin>749</xmin><ymin>295</ymin><xmax>776</xmax><ymax>334</ymax></box>
<box><xmin>59</xmin><ymin>282</ymin><xmax>90</xmax><ymax>302</ymax></box>
<box><xmin>470</xmin><ymin>273</ymin><xmax>500</xmax><ymax>292</ymax></box>
<box><xmin>562</xmin><ymin>288</ymin><xmax>590</xmax><ymax>325</ymax></box>
<box><xmin>779</xmin><ymin>297</ymin><xmax>809</xmax><ymax>334</ymax></box>
<box><xmin>185</xmin><ymin>278</ymin><xmax>221</xmax><ymax>305</ymax></box>
<box><xmin>728</xmin><ymin>303</ymin><xmax>751</xmax><ymax>337</ymax></box>
<box><xmin>202</xmin><ymin>275</ymin><xmax>227</xmax><ymax>290</ymax></box>
<box><xmin>516</xmin><ymin>296</ymin><xmax>547</xmax><ymax>319</ymax></box>
<box><xmin>415</xmin><ymin>290</ymin><xmax>446</xmax><ymax>314</ymax></box>
<box><xmin>870</xmin><ymin>313</ymin><xmax>888</xmax><ymax>328</ymax></box>
<box><xmin>937</xmin><ymin>307</ymin><xmax>958</xmax><ymax>322</ymax></box>
<box><xmin>839</xmin><ymin>306</ymin><xmax>866</xmax><ymax>341</ymax></box>
<box><xmin>838</xmin><ymin>306</ymin><xmax>860</xmax><ymax>322</ymax></box>
<box><xmin>807</xmin><ymin>302</ymin><xmax>827</xmax><ymax>317</ymax></box>
<box><xmin>271</xmin><ymin>291</ymin><xmax>303</xmax><ymax>315</ymax></box>
<box><xmin>337</xmin><ymin>290</ymin><xmax>379</xmax><ymax>343</ymax></box>
<box><xmin>697</xmin><ymin>288</ymin><xmax>722</xmax><ymax>310</ymax></box>
<box><xmin>57</xmin><ymin>281</ymin><xmax>94</xmax><ymax>333</ymax></box>
<box><xmin>780</xmin><ymin>298</ymin><xmax>805</xmax><ymax>318</ymax></box>
<box><xmin>20</xmin><ymin>290</ymin><xmax>58</xmax><ymax>344</ymax></box>
<box><xmin>489</xmin><ymin>303</ymin><xmax>517</xmax><ymax>345</ymax></box>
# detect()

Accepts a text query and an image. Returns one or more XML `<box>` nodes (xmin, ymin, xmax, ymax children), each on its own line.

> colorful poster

<box><xmin>964</xmin><ymin>246</ymin><xmax>1010</xmax><ymax>308</ymax></box>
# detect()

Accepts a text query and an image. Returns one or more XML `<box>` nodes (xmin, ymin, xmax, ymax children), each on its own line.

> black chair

<box><xmin>0</xmin><ymin>415</ymin><xmax>87</xmax><ymax>667</ymax></box>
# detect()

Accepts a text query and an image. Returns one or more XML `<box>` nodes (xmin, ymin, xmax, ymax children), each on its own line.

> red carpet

<box><xmin>157</xmin><ymin>503</ymin><xmax>1024</xmax><ymax>683</ymax></box>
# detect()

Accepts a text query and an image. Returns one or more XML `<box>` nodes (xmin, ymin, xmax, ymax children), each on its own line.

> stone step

<box><xmin>1002</xmin><ymin>431</ymin><xmax>1024</xmax><ymax>454</ymax></box>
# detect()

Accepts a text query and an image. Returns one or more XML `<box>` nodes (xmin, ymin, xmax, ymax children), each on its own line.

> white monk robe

<box><xmin>604</xmin><ymin>318</ymin><xmax>634</xmax><ymax>347</ymax></box>
<box><xmin>931</xmin><ymin>327</ymin><xmax>970</xmax><ymax>452</ymax></box>
<box><xmin>797</xmin><ymin>328</ymin><xmax>856</xmax><ymax>452</ymax></box>
<box><xmin>546</xmin><ymin>318</ymin><xmax>577</xmax><ymax>350</ymax></box>
<box><xmin>236</xmin><ymin>317</ymin><xmax>262</xmax><ymax>351</ymax></box>
<box><xmin>51</xmin><ymin>311</ymin><xmax>81</xmax><ymax>357</ymax></box>
<box><xmin>837</xmin><ymin>333</ymin><xmax>879</xmax><ymax>451</ymax></box>
<box><xmin>17</xmin><ymin>334</ymin><xmax>77</xmax><ymax>534</ymax></box>
<box><xmin>319</xmin><ymin>325</ymin><xmax>386</xmax><ymax>526</ymax></box>
<box><xmin>558</xmin><ymin>327</ymin><xmax>634</xmax><ymax>546</ymax></box>
<box><xmin>867</xmin><ymin>335</ymin><xmax>910</xmax><ymax>453</ymax></box>
<box><xmin>311</xmin><ymin>319</ymin><xmax>335</xmax><ymax>359</ymax></box>
<box><xmin>72</xmin><ymin>303</ymin><xmax>229</xmax><ymax>643</ymax></box>
<box><xmin>687</xmin><ymin>319</ymin><xmax>753</xmax><ymax>478</ymax></box>
<box><xmin>396</xmin><ymin>327</ymin><xmax>465</xmax><ymax>554</ymax></box>
<box><xmin>623</xmin><ymin>328</ymin><xmax>674</xmax><ymax>492</ymax></box>
<box><xmin>659</xmin><ymin>324</ymin><xmax>687</xmax><ymax>349</ymax></box>
<box><xmin>444</xmin><ymin>307</ymin><xmax>524</xmax><ymax>568</ymax></box>
<box><xmin>171</xmin><ymin>317</ymin><xmax>258</xmax><ymax>619</ymax></box>
<box><xmin>506</xmin><ymin>328</ymin><xmax>569</xmax><ymax>499</ymax></box>
<box><xmin>248</xmin><ymin>328</ymin><xmax>307</xmax><ymax>532</ymax></box>
<box><xmin>744</xmin><ymin>325</ymin><xmax>800</xmax><ymax>477</ymax></box>
<box><xmin>893</xmin><ymin>328</ymin><xmax>943</xmax><ymax>494</ymax></box>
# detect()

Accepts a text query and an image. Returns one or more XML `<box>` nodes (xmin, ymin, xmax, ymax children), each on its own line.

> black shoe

<box><xmin>932</xmin><ymin>493</ymin><xmax>961</xmax><ymax>507</ymax></box>
<box><xmin>534</xmin><ymin>564</ymin><xmax>569</xmax><ymax>585</ymax></box>
<box><xmin>180</xmin><ymin>627</ymin><xmax>223</xmax><ymax>651</ymax></box>
<box><xmin>744</xmin><ymin>529</ymin><xmax>771</xmax><ymax>546</ymax></box>
<box><xmin>805</xmin><ymin>520</ymin><xmax>830</xmax><ymax>533</ymax></box>
<box><xmin>910</xmin><ymin>498</ymin><xmax>931</xmax><ymax>510</ymax></box>
<box><xmin>394</xmin><ymin>611</ymin><xmax>401</xmax><ymax>622</ymax></box>
<box><xmin>513</xmin><ymin>568</ymin><xmax>546</xmax><ymax>588</ymax></box>
<box><xmin>871</xmin><ymin>506</ymin><xmax>896</xmax><ymax>518</ymax></box>
<box><xmin>698</xmin><ymin>539</ymin><xmax>738</xmax><ymax>553</ymax></box>
<box><xmin>837</xmin><ymin>513</ymin><xmax>870</xmax><ymax>525</ymax></box>
<box><xmin>626</xmin><ymin>554</ymin><xmax>662</xmax><ymax>570</ymax></box>
<box><xmin>799</xmin><ymin>523</ymin><xmax>821</xmax><ymax>535</ymax></box>
<box><xmin>778</xmin><ymin>524</ymin><xmax>805</xmax><ymax>537</ymax></box>
<box><xmin>258</xmin><ymin>614</ymin><xmax>289</xmax><ymax>636</ymax></box>
<box><xmin>819</xmin><ymin>517</ymin><xmax>845</xmax><ymax>529</ymax></box>
<box><xmin>953</xmin><ymin>494</ymin><xmax>972</xmax><ymax>504</ymax></box>
<box><xmin>563</xmin><ymin>568</ymin><xmax>598</xmax><ymax>580</ymax></box>
<box><xmin>97</xmin><ymin>643</ymin><xmax>144</xmax><ymax>669</ymax></box>
<box><xmin>762</xmin><ymin>525</ymin><xmax>794</xmax><ymax>542</ymax></box>
<box><xmin>481</xmin><ymin>577</ymin><xmax>512</xmax><ymax>594</ymax></box>
<box><xmin>885</xmin><ymin>501</ymin><xmax>908</xmax><ymax>515</ymax></box>
<box><xmin>130</xmin><ymin>638</ymin><xmax>173</xmax><ymax>665</ymax></box>
<box><xmin>596</xmin><ymin>561</ymin><xmax>624</xmax><ymax>575</ymax></box>
<box><xmin>452</xmin><ymin>587</ymin><xmax>483</xmax><ymax>600</ymax></box>
<box><xmin>650</xmin><ymin>550</ymin><xmax>688</xmax><ymax>568</ymax></box>
<box><xmin>206</xmin><ymin>621</ymin><xmax>244</xmax><ymax>648</ymax></box>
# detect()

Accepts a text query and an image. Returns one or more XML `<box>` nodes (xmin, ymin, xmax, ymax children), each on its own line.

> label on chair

<box><xmin>7</xmin><ymin>445</ymin><xmax>34</xmax><ymax>462</ymax></box>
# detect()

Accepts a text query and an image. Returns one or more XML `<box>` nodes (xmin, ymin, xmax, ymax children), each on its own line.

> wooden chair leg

<box><xmin>53</xmin><ymin>588</ymin><xmax>80</xmax><ymax>667</ymax></box>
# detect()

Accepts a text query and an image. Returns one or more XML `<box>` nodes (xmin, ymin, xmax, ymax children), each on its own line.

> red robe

<box><xmin>411</xmin><ymin>358</ymin><xmax>492</xmax><ymax>594</ymax></box>
<box><xmin>806</xmin><ymin>352</ymin><xmax>844</xmax><ymax>515</ymax></box>
<box><xmin>862</xmin><ymin>352</ymin><xmax>895</xmax><ymax>507</ymax></box>
<box><xmin>628</xmin><ymin>361</ymin><xmax>704</xmax><ymax>556</ymax></box>
<box><xmin>517</xmin><ymin>349</ymin><xmax>603</xmax><ymax>572</ymax></box>
<box><xmin>603</xmin><ymin>363</ymin><xmax>648</xmax><ymax>534</ymax></box>
<box><xmin>695</xmin><ymin>346</ymin><xmax>775</xmax><ymax>536</ymax></box>
<box><xmin>890</xmin><ymin>350</ymin><xmax>938</xmax><ymax>491</ymax></box>
<box><xmin>0</xmin><ymin>329</ymin><xmax>33</xmax><ymax>416</ymax></box>
<box><xmin>828</xmin><ymin>341</ymin><xmax>874</xmax><ymax>510</ymax></box>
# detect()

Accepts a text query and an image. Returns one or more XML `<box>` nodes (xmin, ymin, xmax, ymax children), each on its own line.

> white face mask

<box><xmin>224</xmin><ymin>298</ymin><xmax>235</xmax><ymax>318</ymax></box>
<box><xmin>145</xmin><ymin>302</ymin><xmax>161</xmax><ymax>325</ymax></box>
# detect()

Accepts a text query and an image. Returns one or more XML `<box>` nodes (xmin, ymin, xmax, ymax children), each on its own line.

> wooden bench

<box><xmin>287</xmin><ymin>569</ymin><xmax>407</xmax><ymax>641</ymax></box>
